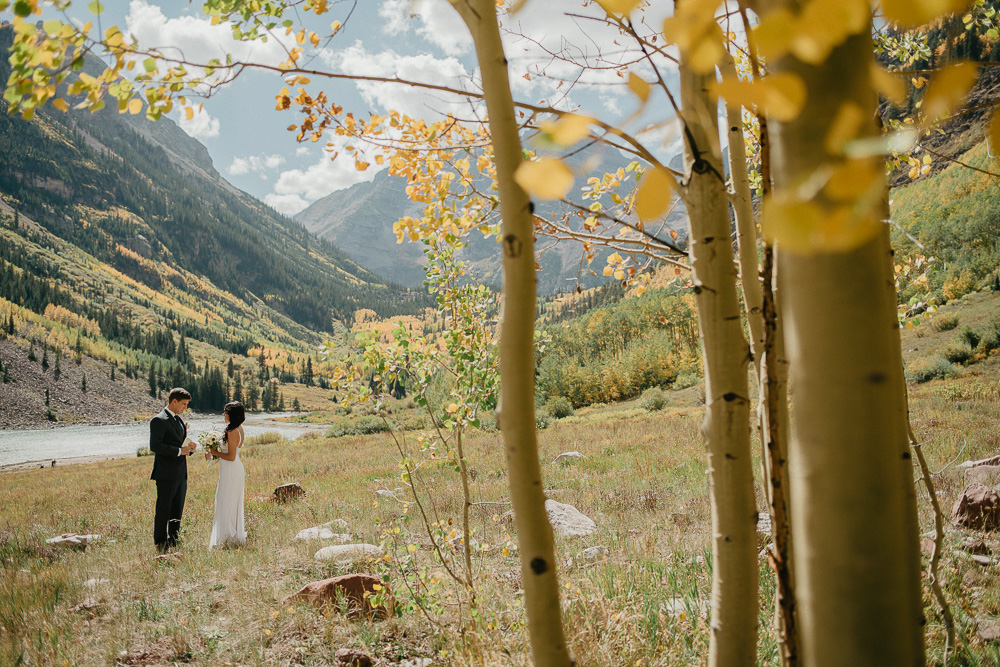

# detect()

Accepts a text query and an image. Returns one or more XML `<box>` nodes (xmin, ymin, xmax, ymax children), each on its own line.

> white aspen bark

<box><xmin>720</xmin><ymin>57</ymin><xmax>764</xmax><ymax>378</ymax></box>
<box><xmin>447</xmin><ymin>1</ymin><xmax>572</xmax><ymax>664</ymax></box>
<box><xmin>770</xmin><ymin>30</ymin><xmax>925</xmax><ymax>666</ymax></box>
<box><xmin>680</xmin><ymin>66</ymin><xmax>758</xmax><ymax>667</ymax></box>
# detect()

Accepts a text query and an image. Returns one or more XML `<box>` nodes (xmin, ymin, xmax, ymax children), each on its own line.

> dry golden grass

<box><xmin>3</xmin><ymin>373</ymin><xmax>1000</xmax><ymax>665</ymax></box>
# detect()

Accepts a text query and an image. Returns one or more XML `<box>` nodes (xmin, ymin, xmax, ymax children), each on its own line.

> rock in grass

<box><xmin>271</xmin><ymin>482</ymin><xmax>305</xmax><ymax>503</ymax></box>
<box><xmin>965</xmin><ymin>465</ymin><xmax>1000</xmax><ymax>489</ymax></box>
<box><xmin>951</xmin><ymin>483</ymin><xmax>1000</xmax><ymax>531</ymax></box>
<box><xmin>545</xmin><ymin>499</ymin><xmax>596</xmax><ymax>538</ymax></box>
<box><xmin>45</xmin><ymin>533</ymin><xmax>100</xmax><ymax>549</ymax></box>
<box><xmin>577</xmin><ymin>545</ymin><xmax>608</xmax><ymax>565</ymax></box>
<box><xmin>294</xmin><ymin>527</ymin><xmax>352</xmax><ymax>542</ymax></box>
<box><xmin>553</xmin><ymin>451</ymin><xmax>586</xmax><ymax>465</ymax></box>
<box><xmin>335</xmin><ymin>647</ymin><xmax>375</xmax><ymax>665</ymax></box>
<box><xmin>977</xmin><ymin>618</ymin><xmax>1000</xmax><ymax>642</ymax></box>
<box><xmin>289</xmin><ymin>574</ymin><xmax>390</xmax><ymax>621</ymax></box>
<box><xmin>315</xmin><ymin>543</ymin><xmax>384</xmax><ymax>565</ymax></box>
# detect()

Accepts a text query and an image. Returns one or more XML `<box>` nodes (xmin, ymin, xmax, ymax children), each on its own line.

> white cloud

<box><xmin>226</xmin><ymin>153</ymin><xmax>286</xmax><ymax>176</ymax></box>
<box><xmin>178</xmin><ymin>106</ymin><xmax>221</xmax><ymax>139</ymax></box>
<box><xmin>320</xmin><ymin>41</ymin><xmax>479</xmax><ymax>121</ymax></box>
<box><xmin>264</xmin><ymin>193</ymin><xmax>311</xmax><ymax>216</ymax></box>
<box><xmin>295</xmin><ymin>146</ymin><xmax>311</xmax><ymax>157</ymax></box>
<box><xmin>265</xmin><ymin>134</ymin><xmax>386</xmax><ymax>215</ymax></box>
<box><xmin>124</xmin><ymin>0</ymin><xmax>293</xmax><ymax>75</ymax></box>
<box><xmin>379</xmin><ymin>0</ymin><xmax>472</xmax><ymax>56</ymax></box>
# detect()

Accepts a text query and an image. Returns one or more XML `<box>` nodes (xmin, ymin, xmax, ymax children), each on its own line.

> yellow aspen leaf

<box><xmin>330</xmin><ymin>20</ymin><xmax>342</xmax><ymax>33</ymax></box>
<box><xmin>824</xmin><ymin>158</ymin><xmax>882</xmax><ymax>201</ymax></box>
<box><xmin>880</xmin><ymin>0</ymin><xmax>975</xmax><ymax>27</ymax></box>
<box><xmin>989</xmin><ymin>105</ymin><xmax>1000</xmax><ymax>158</ymax></box>
<box><xmin>710</xmin><ymin>73</ymin><xmax>806</xmax><ymax>122</ymax></box>
<box><xmin>184</xmin><ymin>106</ymin><xmax>194</xmax><ymax>121</ymax></box>
<box><xmin>127</xmin><ymin>98</ymin><xmax>142</xmax><ymax>115</ymax></box>
<box><xmin>922</xmin><ymin>61</ymin><xmax>979</xmax><ymax>120</ymax></box>
<box><xmin>446</xmin><ymin>402</ymin><xmax>459</xmax><ymax>413</ymax></box>
<box><xmin>513</xmin><ymin>158</ymin><xmax>574</xmax><ymax>200</ymax></box>
<box><xmin>871</xmin><ymin>65</ymin><xmax>907</xmax><ymax>107</ymax></box>
<box><xmin>603</xmin><ymin>266</ymin><xmax>614</xmax><ymax>276</ymax></box>
<box><xmin>607</xmin><ymin>252</ymin><xmax>623</xmax><ymax>264</ymax></box>
<box><xmin>614</xmin><ymin>269</ymin><xmax>625</xmax><ymax>280</ymax></box>
<box><xmin>627</xmin><ymin>72</ymin><xmax>651</xmax><ymax>103</ymax></box>
<box><xmin>763</xmin><ymin>196</ymin><xmax>879</xmax><ymax>254</ymax></box>
<box><xmin>596</xmin><ymin>0</ymin><xmax>642</xmax><ymax>15</ymax></box>
<box><xmin>824</xmin><ymin>102</ymin><xmax>864</xmax><ymax>155</ymax></box>
<box><xmin>51</xmin><ymin>98</ymin><xmax>68</xmax><ymax>112</ymax></box>
<box><xmin>540</xmin><ymin>113</ymin><xmax>593</xmax><ymax>146</ymax></box>
<box><xmin>355</xmin><ymin>160</ymin><xmax>370</xmax><ymax>171</ymax></box>
<box><xmin>634</xmin><ymin>168</ymin><xmax>675</xmax><ymax>221</ymax></box>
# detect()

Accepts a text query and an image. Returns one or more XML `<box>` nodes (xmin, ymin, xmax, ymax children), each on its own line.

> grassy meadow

<box><xmin>4</xmin><ymin>359</ymin><xmax>1000</xmax><ymax>666</ymax></box>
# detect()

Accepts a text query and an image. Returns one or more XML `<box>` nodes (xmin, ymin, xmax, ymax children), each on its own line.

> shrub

<box><xmin>325</xmin><ymin>415</ymin><xmax>390</xmax><ymax>438</ymax></box>
<box><xmin>905</xmin><ymin>357</ymin><xmax>957</xmax><ymax>384</ymax></box>
<box><xmin>546</xmin><ymin>396</ymin><xmax>575</xmax><ymax>419</ymax></box>
<box><xmin>931</xmin><ymin>314</ymin><xmax>959</xmax><ymax>332</ymax></box>
<box><xmin>136</xmin><ymin>445</ymin><xmax>152</xmax><ymax>457</ymax></box>
<box><xmin>640</xmin><ymin>386</ymin><xmax>667</xmax><ymax>411</ymax></box>
<box><xmin>245</xmin><ymin>432</ymin><xmax>283</xmax><ymax>447</ymax></box>
<box><xmin>941</xmin><ymin>344</ymin><xmax>973</xmax><ymax>365</ymax></box>
<box><xmin>978</xmin><ymin>319</ymin><xmax>1000</xmax><ymax>355</ymax></box>
<box><xmin>673</xmin><ymin>371</ymin><xmax>701</xmax><ymax>389</ymax></box>
<box><xmin>296</xmin><ymin>430</ymin><xmax>323</xmax><ymax>441</ymax></box>
<box><xmin>943</xmin><ymin>270</ymin><xmax>977</xmax><ymax>301</ymax></box>
<box><xmin>535</xmin><ymin>410</ymin><xmax>552</xmax><ymax>430</ymax></box>
<box><xmin>956</xmin><ymin>325</ymin><xmax>981</xmax><ymax>350</ymax></box>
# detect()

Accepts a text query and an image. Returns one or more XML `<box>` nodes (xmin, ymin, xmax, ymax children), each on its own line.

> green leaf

<box><xmin>143</xmin><ymin>57</ymin><xmax>157</xmax><ymax>73</ymax></box>
<box><xmin>88</xmin><ymin>0</ymin><xmax>104</xmax><ymax>14</ymax></box>
<box><xmin>13</xmin><ymin>0</ymin><xmax>31</xmax><ymax>17</ymax></box>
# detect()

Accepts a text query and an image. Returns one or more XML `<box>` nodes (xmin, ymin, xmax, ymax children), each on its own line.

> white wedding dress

<box><xmin>209</xmin><ymin>429</ymin><xmax>246</xmax><ymax>549</ymax></box>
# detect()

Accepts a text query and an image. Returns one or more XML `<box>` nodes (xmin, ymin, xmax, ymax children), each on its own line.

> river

<box><xmin>0</xmin><ymin>413</ymin><xmax>326</xmax><ymax>467</ymax></box>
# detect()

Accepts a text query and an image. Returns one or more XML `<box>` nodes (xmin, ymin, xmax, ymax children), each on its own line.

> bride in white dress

<box><xmin>205</xmin><ymin>401</ymin><xmax>246</xmax><ymax>549</ymax></box>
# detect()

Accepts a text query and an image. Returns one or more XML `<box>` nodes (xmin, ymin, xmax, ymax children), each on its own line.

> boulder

<box><xmin>951</xmin><ymin>483</ymin><xmax>1000</xmax><ymax>531</ymax></box>
<box><xmin>295</xmin><ymin>527</ymin><xmax>352</xmax><ymax>542</ymax></box>
<box><xmin>545</xmin><ymin>499</ymin><xmax>596</xmax><ymax>538</ymax></box>
<box><xmin>315</xmin><ymin>543</ymin><xmax>384</xmax><ymax>565</ymax></box>
<box><xmin>335</xmin><ymin>648</ymin><xmax>374</xmax><ymax>666</ymax></box>
<box><xmin>271</xmin><ymin>483</ymin><xmax>305</xmax><ymax>503</ymax></box>
<box><xmin>553</xmin><ymin>451</ymin><xmax>586</xmax><ymax>465</ymax></box>
<box><xmin>45</xmin><ymin>533</ymin><xmax>100</xmax><ymax>549</ymax></box>
<box><xmin>288</xmin><ymin>574</ymin><xmax>390</xmax><ymax>620</ymax></box>
<box><xmin>965</xmin><ymin>465</ymin><xmax>1000</xmax><ymax>489</ymax></box>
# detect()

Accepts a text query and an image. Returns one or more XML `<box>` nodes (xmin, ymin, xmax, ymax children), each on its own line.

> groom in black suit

<box><xmin>150</xmin><ymin>387</ymin><xmax>195</xmax><ymax>553</ymax></box>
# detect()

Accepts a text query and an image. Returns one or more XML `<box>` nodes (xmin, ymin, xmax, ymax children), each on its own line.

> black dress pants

<box><xmin>153</xmin><ymin>478</ymin><xmax>187</xmax><ymax>552</ymax></box>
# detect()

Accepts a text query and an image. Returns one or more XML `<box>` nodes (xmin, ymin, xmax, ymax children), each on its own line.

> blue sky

<box><xmin>40</xmin><ymin>0</ymin><xmax>683</xmax><ymax>216</ymax></box>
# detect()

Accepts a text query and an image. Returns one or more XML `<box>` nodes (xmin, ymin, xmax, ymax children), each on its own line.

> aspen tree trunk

<box><xmin>680</xmin><ymin>66</ymin><xmax>758</xmax><ymax>667</ymax></box>
<box><xmin>769</xmin><ymin>29</ymin><xmax>925</xmax><ymax>666</ymax></box>
<box><xmin>447</xmin><ymin>1</ymin><xmax>572</xmax><ymax>664</ymax></box>
<box><xmin>720</xmin><ymin>58</ymin><xmax>764</xmax><ymax>376</ymax></box>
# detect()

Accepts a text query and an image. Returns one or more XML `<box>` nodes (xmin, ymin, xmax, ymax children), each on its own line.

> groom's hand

<box><xmin>181</xmin><ymin>442</ymin><xmax>195</xmax><ymax>455</ymax></box>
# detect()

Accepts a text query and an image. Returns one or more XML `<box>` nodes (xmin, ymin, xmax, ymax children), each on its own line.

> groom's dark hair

<box><xmin>168</xmin><ymin>387</ymin><xmax>192</xmax><ymax>403</ymax></box>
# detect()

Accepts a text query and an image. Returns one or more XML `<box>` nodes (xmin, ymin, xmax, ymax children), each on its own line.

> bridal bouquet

<box><xmin>198</xmin><ymin>430</ymin><xmax>227</xmax><ymax>455</ymax></box>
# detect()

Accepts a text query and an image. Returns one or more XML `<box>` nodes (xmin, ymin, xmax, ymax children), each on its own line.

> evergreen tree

<box><xmin>27</xmin><ymin>342</ymin><xmax>36</xmax><ymax>362</ymax></box>
<box><xmin>45</xmin><ymin>388</ymin><xmax>49</xmax><ymax>406</ymax></box>
<box><xmin>6</xmin><ymin>311</ymin><xmax>13</xmax><ymax>336</ymax></box>
<box><xmin>110</xmin><ymin>364</ymin><xmax>115</xmax><ymax>381</ymax></box>
<box><xmin>41</xmin><ymin>346</ymin><xmax>49</xmax><ymax>371</ymax></box>
<box><xmin>81</xmin><ymin>373</ymin><xmax>87</xmax><ymax>393</ymax></box>
<box><xmin>304</xmin><ymin>356</ymin><xmax>314</xmax><ymax>386</ymax></box>
<box><xmin>53</xmin><ymin>351</ymin><xmax>61</xmax><ymax>379</ymax></box>
<box><xmin>227</xmin><ymin>357</ymin><xmax>234</xmax><ymax>378</ymax></box>
<box><xmin>177</xmin><ymin>333</ymin><xmax>187</xmax><ymax>365</ymax></box>
<box><xmin>74</xmin><ymin>332</ymin><xmax>83</xmax><ymax>364</ymax></box>
<box><xmin>148</xmin><ymin>360</ymin><xmax>157</xmax><ymax>398</ymax></box>
<box><xmin>233</xmin><ymin>371</ymin><xmax>243</xmax><ymax>403</ymax></box>
<box><xmin>292</xmin><ymin>396</ymin><xmax>301</xmax><ymax>411</ymax></box>
<box><xmin>278</xmin><ymin>391</ymin><xmax>285</xmax><ymax>411</ymax></box>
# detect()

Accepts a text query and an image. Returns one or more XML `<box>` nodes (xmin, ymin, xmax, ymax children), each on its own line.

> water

<box><xmin>0</xmin><ymin>412</ymin><xmax>325</xmax><ymax>466</ymax></box>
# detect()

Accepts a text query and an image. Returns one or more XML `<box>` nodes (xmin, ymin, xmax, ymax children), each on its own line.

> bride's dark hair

<box><xmin>222</xmin><ymin>401</ymin><xmax>245</xmax><ymax>445</ymax></box>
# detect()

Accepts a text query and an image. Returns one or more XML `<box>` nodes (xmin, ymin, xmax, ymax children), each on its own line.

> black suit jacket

<box><xmin>149</xmin><ymin>408</ymin><xmax>188</xmax><ymax>481</ymax></box>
